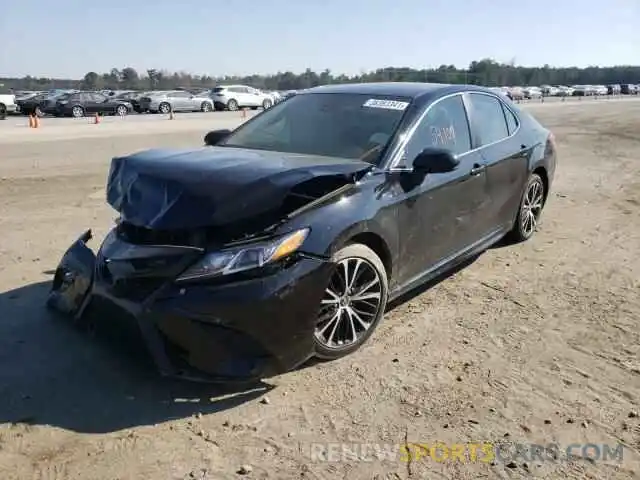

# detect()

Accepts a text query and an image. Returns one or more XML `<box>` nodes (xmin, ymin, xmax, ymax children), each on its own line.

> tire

<box><xmin>314</xmin><ymin>243</ymin><xmax>389</xmax><ymax>360</ymax></box>
<box><xmin>0</xmin><ymin>104</ymin><xmax>6</xmax><ymax>120</ymax></box>
<box><xmin>227</xmin><ymin>99</ymin><xmax>239</xmax><ymax>111</ymax></box>
<box><xmin>35</xmin><ymin>106</ymin><xmax>43</xmax><ymax>117</ymax></box>
<box><xmin>71</xmin><ymin>105</ymin><xmax>84</xmax><ymax>118</ymax></box>
<box><xmin>262</xmin><ymin>99</ymin><xmax>272</xmax><ymax>109</ymax></box>
<box><xmin>158</xmin><ymin>102</ymin><xmax>171</xmax><ymax>114</ymax></box>
<box><xmin>507</xmin><ymin>173</ymin><xmax>546</xmax><ymax>243</ymax></box>
<box><xmin>116</xmin><ymin>105</ymin><xmax>128</xmax><ymax>116</ymax></box>
<box><xmin>201</xmin><ymin>101</ymin><xmax>213</xmax><ymax>112</ymax></box>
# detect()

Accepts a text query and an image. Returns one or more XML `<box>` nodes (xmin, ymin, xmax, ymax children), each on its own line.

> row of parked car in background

<box><xmin>8</xmin><ymin>86</ymin><xmax>295</xmax><ymax>118</ymax></box>
<box><xmin>489</xmin><ymin>83</ymin><xmax>640</xmax><ymax>100</ymax></box>
<box><xmin>5</xmin><ymin>82</ymin><xmax>640</xmax><ymax>118</ymax></box>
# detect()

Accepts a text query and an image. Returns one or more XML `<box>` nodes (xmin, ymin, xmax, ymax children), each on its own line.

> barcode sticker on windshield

<box><xmin>363</xmin><ymin>99</ymin><xmax>410</xmax><ymax>110</ymax></box>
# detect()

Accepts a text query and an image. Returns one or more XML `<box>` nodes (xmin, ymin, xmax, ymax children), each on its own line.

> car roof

<box><xmin>302</xmin><ymin>82</ymin><xmax>499</xmax><ymax>102</ymax></box>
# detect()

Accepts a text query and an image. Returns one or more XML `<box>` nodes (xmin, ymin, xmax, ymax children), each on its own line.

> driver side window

<box><xmin>405</xmin><ymin>95</ymin><xmax>472</xmax><ymax>162</ymax></box>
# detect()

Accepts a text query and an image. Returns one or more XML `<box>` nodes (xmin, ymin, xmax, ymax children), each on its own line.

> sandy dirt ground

<box><xmin>0</xmin><ymin>98</ymin><xmax>639</xmax><ymax>480</ymax></box>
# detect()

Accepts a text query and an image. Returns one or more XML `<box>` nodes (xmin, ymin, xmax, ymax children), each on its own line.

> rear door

<box><xmin>235</xmin><ymin>87</ymin><xmax>255</xmax><ymax>107</ymax></box>
<box><xmin>88</xmin><ymin>93</ymin><xmax>111</xmax><ymax>114</ymax></box>
<box><xmin>169</xmin><ymin>91</ymin><xmax>191</xmax><ymax>111</ymax></box>
<box><xmin>246</xmin><ymin>87</ymin><xmax>264</xmax><ymax>106</ymax></box>
<box><xmin>466</xmin><ymin>93</ymin><xmax>530</xmax><ymax>231</ymax></box>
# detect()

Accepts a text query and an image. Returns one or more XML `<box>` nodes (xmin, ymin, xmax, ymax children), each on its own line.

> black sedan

<box><xmin>16</xmin><ymin>93</ymin><xmax>49</xmax><ymax>116</ymax></box>
<box><xmin>47</xmin><ymin>82</ymin><xmax>556</xmax><ymax>382</ymax></box>
<box><xmin>52</xmin><ymin>92</ymin><xmax>132</xmax><ymax>117</ymax></box>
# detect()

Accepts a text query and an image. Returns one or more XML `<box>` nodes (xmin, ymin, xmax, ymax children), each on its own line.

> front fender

<box><xmin>46</xmin><ymin>229</ymin><xmax>96</xmax><ymax>317</ymax></box>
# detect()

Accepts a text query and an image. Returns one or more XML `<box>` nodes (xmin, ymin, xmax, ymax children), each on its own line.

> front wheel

<box><xmin>227</xmin><ymin>99</ymin><xmax>239</xmax><ymax>111</ymax></box>
<box><xmin>314</xmin><ymin>243</ymin><xmax>388</xmax><ymax>360</ymax></box>
<box><xmin>262</xmin><ymin>99</ymin><xmax>272</xmax><ymax>109</ymax></box>
<box><xmin>507</xmin><ymin>173</ymin><xmax>546</xmax><ymax>243</ymax></box>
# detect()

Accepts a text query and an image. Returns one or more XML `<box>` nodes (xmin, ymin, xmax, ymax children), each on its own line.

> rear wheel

<box><xmin>508</xmin><ymin>173</ymin><xmax>546</xmax><ymax>243</ymax></box>
<box><xmin>227</xmin><ymin>99</ymin><xmax>239</xmax><ymax>111</ymax></box>
<box><xmin>314</xmin><ymin>244</ymin><xmax>388</xmax><ymax>360</ymax></box>
<box><xmin>201</xmin><ymin>101</ymin><xmax>213</xmax><ymax>112</ymax></box>
<box><xmin>116</xmin><ymin>105</ymin><xmax>128</xmax><ymax>116</ymax></box>
<box><xmin>262</xmin><ymin>99</ymin><xmax>272</xmax><ymax>109</ymax></box>
<box><xmin>71</xmin><ymin>105</ymin><xmax>84</xmax><ymax>118</ymax></box>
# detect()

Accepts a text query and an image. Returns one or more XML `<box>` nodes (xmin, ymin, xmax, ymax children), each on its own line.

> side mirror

<box><xmin>412</xmin><ymin>147</ymin><xmax>459</xmax><ymax>173</ymax></box>
<box><xmin>204</xmin><ymin>129</ymin><xmax>232</xmax><ymax>146</ymax></box>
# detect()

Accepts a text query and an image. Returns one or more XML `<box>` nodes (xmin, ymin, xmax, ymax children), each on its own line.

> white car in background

<box><xmin>263</xmin><ymin>90</ymin><xmax>283</xmax><ymax>104</ymax></box>
<box><xmin>593</xmin><ymin>85</ymin><xmax>608</xmax><ymax>95</ymax></box>
<box><xmin>541</xmin><ymin>85</ymin><xmax>560</xmax><ymax>96</ymax></box>
<box><xmin>210</xmin><ymin>85</ymin><xmax>274</xmax><ymax>111</ymax></box>
<box><xmin>555</xmin><ymin>85</ymin><xmax>574</xmax><ymax>96</ymax></box>
<box><xmin>523</xmin><ymin>86</ymin><xmax>543</xmax><ymax>99</ymax></box>
<box><xmin>488</xmin><ymin>87</ymin><xmax>510</xmax><ymax>99</ymax></box>
<box><xmin>0</xmin><ymin>91</ymin><xmax>17</xmax><ymax>118</ymax></box>
<box><xmin>507</xmin><ymin>86</ymin><xmax>525</xmax><ymax>100</ymax></box>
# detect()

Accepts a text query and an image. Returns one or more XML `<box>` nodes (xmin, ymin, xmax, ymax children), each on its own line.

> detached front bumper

<box><xmin>47</xmin><ymin>230</ymin><xmax>332</xmax><ymax>383</ymax></box>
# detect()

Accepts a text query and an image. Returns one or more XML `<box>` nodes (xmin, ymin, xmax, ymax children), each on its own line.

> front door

<box><xmin>392</xmin><ymin>93</ymin><xmax>491</xmax><ymax>285</ymax></box>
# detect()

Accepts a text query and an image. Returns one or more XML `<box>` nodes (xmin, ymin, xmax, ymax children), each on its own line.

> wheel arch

<box><xmin>532</xmin><ymin>165</ymin><xmax>549</xmax><ymax>204</ymax></box>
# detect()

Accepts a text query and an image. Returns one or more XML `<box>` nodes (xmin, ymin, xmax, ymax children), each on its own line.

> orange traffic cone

<box><xmin>94</xmin><ymin>113</ymin><xmax>100</xmax><ymax>124</ymax></box>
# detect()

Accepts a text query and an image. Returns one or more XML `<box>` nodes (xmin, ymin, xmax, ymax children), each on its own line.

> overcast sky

<box><xmin>2</xmin><ymin>0</ymin><xmax>639</xmax><ymax>78</ymax></box>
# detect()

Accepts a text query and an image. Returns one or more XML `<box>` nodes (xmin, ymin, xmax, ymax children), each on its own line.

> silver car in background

<box><xmin>139</xmin><ymin>90</ymin><xmax>214</xmax><ymax>114</ymax></box>
<box><xmin>210</xmin><ymin>85</ymin><xmax>274</xmax><ymax>111</ymax></box>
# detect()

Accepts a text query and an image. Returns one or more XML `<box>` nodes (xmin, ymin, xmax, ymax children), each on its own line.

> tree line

<box><xmin>2</xmin><ymin>59</ymin><xmax>639</xmax><ymax>92</ymax></box>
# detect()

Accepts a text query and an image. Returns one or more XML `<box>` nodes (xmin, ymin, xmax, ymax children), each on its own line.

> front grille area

<box><xmin>95</xmin><ymin>251</ymin><xmax>168</xmax><ymax>302</ymax></box>
<box><xmin>116</xmin><ymin>221</ymin><xmax>204</xmax><ymax>247</ymax></box>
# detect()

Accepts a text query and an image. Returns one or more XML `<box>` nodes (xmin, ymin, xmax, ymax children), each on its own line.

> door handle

<box><xmin>470</xmin><ymin>163</ymin><xmax>487</xmax><ymax>176</ymax></box>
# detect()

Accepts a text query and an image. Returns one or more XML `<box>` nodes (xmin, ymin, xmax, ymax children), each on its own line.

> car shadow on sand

<box><xmin>0</xmin><ymin>280</ymin><xmax>273</xmax><ymax>434</ymax></box>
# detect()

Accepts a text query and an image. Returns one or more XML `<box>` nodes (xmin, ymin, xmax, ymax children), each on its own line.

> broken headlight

<box><xmin>176</xmin><ymin>228</ymin><xmax>309</xmax><ymax>282</ymax></box>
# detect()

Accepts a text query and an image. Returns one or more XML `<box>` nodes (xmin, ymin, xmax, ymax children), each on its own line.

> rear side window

<box><xmin>502</xmin><ymin>104</ymin><xmax>519</xmax><ymax>135</ymax></box>
<box><xmin>407</xmin><ymin>94</ymin><xmax>472</xmax><ymax>158</ymax></box>
<box><xmin>469</xmin><ymin>93</ymin><xmax>509</xmax><ymax>145</ymax></box>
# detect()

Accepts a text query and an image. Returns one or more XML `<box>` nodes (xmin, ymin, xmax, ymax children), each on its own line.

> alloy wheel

<box><xmin>521</xmin><ymin>177</ymin><xmax>544</xmax><ymax>237</ymax></box>
<box><xmin>315</xmin><ymin>257</ymin><xmax>384</xmax><ymax>349</ymax></box>
<box><xmin>72</xmin><ymin>106</ymin><xmax>83</xmax><ymax>118</ymax></box>
<box><xmin>116</xmin><ymin>105</ymin><xmax>127</xmax><ymax>116</ymax></box>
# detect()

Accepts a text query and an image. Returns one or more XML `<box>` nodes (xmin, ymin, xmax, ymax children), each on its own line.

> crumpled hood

<box><xmin>106</xmin><ymin>147</ymin><xmax>371</xmax><ymax>229</ymax></box>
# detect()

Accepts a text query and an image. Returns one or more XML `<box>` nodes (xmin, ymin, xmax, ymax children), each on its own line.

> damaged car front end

<box><xmin>48</xmin><ymin>146</ymin><xmax>375</xmax><ymax>382</ymax></box>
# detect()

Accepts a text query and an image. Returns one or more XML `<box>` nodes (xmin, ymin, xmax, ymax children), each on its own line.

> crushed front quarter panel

<box><xmin>46</xmin><ymin>229</ymin><xmax>96</xmax><ymax>318</ymax></box>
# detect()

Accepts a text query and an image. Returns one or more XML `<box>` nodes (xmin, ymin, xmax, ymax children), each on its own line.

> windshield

<box><xmin>219</xmin><ymin>92</ymin><xmax>411</xmax><ymax>165</ymax></box>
